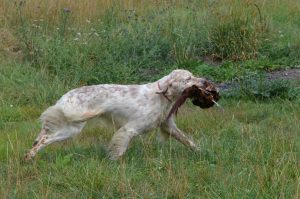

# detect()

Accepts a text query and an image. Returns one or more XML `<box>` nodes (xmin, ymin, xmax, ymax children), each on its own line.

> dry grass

<box><xmin>0</xmin><ymin>0</ymin><xmax>297</xmax><ymax>26</ymax></box>
<box><xmin>0</xmin><ymin>0</ymin><xmax>299</xmax><ymax>63</ymax></box>
<box><xmin>0</xmin><ymin>0</ymin><xmax>179</xmax><ymax>27</ymax></box>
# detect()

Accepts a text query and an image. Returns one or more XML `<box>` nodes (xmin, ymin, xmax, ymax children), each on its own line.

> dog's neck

<box><xmin>155</xmin><ymin>75</ymin><xmax>181</xmax><ymax>101</ymax></box>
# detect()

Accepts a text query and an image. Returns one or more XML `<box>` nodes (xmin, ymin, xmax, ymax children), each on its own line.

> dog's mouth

<box><xmin>190</xmin><ymin>84</ymin><xmax>220</xmax><ymax>109</ymax></box>
<box><xmin>166</xmin><ymin>80</ymin><xmax>220</xmax><ymax>120</ymax></box>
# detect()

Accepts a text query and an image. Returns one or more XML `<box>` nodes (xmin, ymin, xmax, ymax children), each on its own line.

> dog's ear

<box><xmin>156</xmin><ymin>76</ymin><xmax>175</xmax><ymax>94</ymax></box>
<box><xmin>158</xmin><ymin>78</ymin><xmax>183</xmax><ymax>98</ymax></box>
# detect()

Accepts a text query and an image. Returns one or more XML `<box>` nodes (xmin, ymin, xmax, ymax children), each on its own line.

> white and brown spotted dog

<box><xmin>24</xmin><ymin>69</ymin><xmax>219</xmax><ymax>160</ymax></box>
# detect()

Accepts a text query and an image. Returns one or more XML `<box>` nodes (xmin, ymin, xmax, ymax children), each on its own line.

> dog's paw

<box><xmin>23</xmin><ymin>150</ymin><xmax>34</xmax><ymax>162</ymax></box>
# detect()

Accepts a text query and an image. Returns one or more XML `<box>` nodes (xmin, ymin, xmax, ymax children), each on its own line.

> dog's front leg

<box><xmin>160</xmin><ymin>117</ymin><xmax>198</xmax><ymax>151</ymax></box>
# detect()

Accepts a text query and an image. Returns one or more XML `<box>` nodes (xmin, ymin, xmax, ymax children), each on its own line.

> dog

<box><xmin>24</xmin><ymin>69</ymin><xmax>219</xmax><ymax>160</ymax></box>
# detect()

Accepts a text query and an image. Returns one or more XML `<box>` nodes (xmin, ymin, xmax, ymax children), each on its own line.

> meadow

<box><xmin>0</xmin><ymin>0</ymin><xmax>299</xmax><ymax>198</ymax></box>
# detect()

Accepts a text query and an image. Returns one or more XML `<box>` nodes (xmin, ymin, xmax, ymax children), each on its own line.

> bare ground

<box><xmin>217</xmin><ymin>68</ymin><xmax>300</xmax><ymax>90</ymax></box>
<box><xmin>266</xmin><ymin>68</ymin><xmax>300</xmax><ymax>81</ymax></box>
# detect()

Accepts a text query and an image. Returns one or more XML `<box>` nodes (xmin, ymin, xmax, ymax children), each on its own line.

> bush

<box><xmin>205</xmin><ymin>3</ymin><xmax>268</xmax><ymax>61</ymax></box>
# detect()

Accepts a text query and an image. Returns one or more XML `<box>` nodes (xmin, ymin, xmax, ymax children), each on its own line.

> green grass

<box><xmin>1</xmin><ymin>0</ymin><xmax>300</xmax><ymax>198</ymax></box>
<box><xmin>0</xmin><ymin>100</ymin><xmax>299</xmax><ymax>198</ymax></box>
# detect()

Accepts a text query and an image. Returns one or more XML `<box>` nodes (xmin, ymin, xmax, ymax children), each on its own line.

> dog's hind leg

<box><xmin>24</xmin><ymin>122</ymin><xmax>86</xmax><ymax>161</ymax></box>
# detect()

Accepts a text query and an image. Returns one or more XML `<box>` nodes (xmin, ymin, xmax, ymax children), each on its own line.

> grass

<box><xmin>0</xmin><ymin>0</ymin><xmax>300</xmax><ymax>198</ymax></box>
<box><xmin>0</xmin><ymin>100</ymin><xmax>299</xmax><ymax>198</ymax></box>
<box><xmin>1</xmin><ymin>0</ymin><xmax>300</xmax><ymax>83</ymax></box>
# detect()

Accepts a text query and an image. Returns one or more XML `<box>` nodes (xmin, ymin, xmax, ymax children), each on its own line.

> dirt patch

<box><xmin>218</xmin><ymin>68</ymin><xmax>300</xmax><ymax>91</ymax></box>
<box><xmin>266</xmin><ymin>68</ymin><xmax>300</xmax><ymax>81</ymax></box>
<box><xmin>201</xmin><ymin>55</ymin><xmax>223</xmax><ymax>66</ymax></box>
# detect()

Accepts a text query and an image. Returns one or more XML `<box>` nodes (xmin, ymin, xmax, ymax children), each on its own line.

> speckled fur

<box><xmin>24</xmin><ymin>69</ymin><xmax>214</xmax><ymax>160</ymax></box>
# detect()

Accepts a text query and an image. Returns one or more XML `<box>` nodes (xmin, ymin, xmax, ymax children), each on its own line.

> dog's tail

<box><xmin>40</xmin><ymin>106</ymin><xmax>69</xmax><ymax>133</ymax></box>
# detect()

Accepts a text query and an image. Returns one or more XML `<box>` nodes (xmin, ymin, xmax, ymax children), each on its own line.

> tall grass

<box><xmin>1</xmin><ymin>0</ymin><xmax>299</xmax><ymax>87</ymax></box>
<box><xmin>0</xmin><ymin>0</ymin><xmax>299</xmax><ymax>118</ymax></box>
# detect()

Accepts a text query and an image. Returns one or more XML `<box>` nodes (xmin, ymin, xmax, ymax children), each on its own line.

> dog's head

<box><xmin>161</xmin><ymin>70</ymin><xmax>220</xmax><ymax>120</ymax></box>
